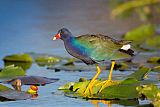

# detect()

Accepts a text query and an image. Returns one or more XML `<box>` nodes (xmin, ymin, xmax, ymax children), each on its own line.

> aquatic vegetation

<box><xmin>147</xmin><ymin>56</ymin><xmax>160</xmax><ymax>63</ymax></box>
<box><xmin>0</xmin><ymin>65</ymin><xmax>25</xmax><ymax>79</ymax></box>
<box><xmin>35</xmin><ymin>56</ymin><xmax>60</xmax><ymax>67</ymax></box>
<box><xmin>1</xmin><ymin>76</ymin><xmax>59</xmax><ymax>86</ymax></box>
<box><xmin>4</xmin><ymin>61</ymin><xmax>32</xmax><ymax>71</ymax></box>
<box><xmin>137</xmin><ymin>85</ymin><xmax>160</xmax><ymax>107</ymax></box>
<box><xmin>111</xmin><ymin>0</ymin><xmax>160</xmax><ymax>21</ymax></box>
<box><xmin>3</xmin><ymin>54</ymin><xmax>33</xmax><ymax>62</ymax></box>
<box><xmin>58</xmin><ymin>67</ymin><xmax>150</xmax><ymax>99</ymax></box>
<box><xmin>0</xmin><ymin>84</ymin><xmax>32</xmax><ymax>101</ymax></box>
<box><xmin>124</xmin><ymin>24</ymin><xmax>155</xmax><ymax>43</ymax></box>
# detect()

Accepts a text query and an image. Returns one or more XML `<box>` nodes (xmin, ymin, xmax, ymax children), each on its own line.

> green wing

<box><xmin>76</xmin><ymin>34</ymin><xmax>132</xmax><ymax>61</ymax></box>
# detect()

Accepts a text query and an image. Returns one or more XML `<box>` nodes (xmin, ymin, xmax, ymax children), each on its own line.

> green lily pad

<box><xmin>137</xmin><ymin>85</ymin><xmax>160</xmax><ymax>107</ymax></box>
<box><xmin>0</xmin><ymin>65</ymin><xmax>25</xmax><ymax>78</ymax></box>
<box><xmin>4</xmin><ymin>61</ymin><xmax>32</xmax><ymax>71</ymax></box>
<box><xmin>0</xmin><ymin>84</ymin><xmax>11</xmax><ymax>91</ymax></box>
<box><xmin>97</xmin><ymin>78</ymin><xmax>139</xmax><ymax>99</ymax></box>
<box><xmin>127</xmin><ymin>66</ymin><xmax>151</xmax><ymax>81</ymax></box>
<box><xmin>114</xmin><ymin>62</ymin><xmax>129</xmax><ymax>71</ymax></box>
<box><xmin>124</xmin><ymin>24</ymin><xmax>155</xmax><ymax>42</ymax></box>
<box><xmin>3</xmin><ymin>54</ymin><xmax>32</xmax><ymax>62</ymax></box>
<box><xmin>59</xmin><ymin>66</ymin><xmax>151</xmax><ymax>99</ymax></box>
<box><xmin>152</xmin><ymin>66</ymin><xmax>160</xmax><ymax>72</ymax></box>
<box><xmin>145</xmin><ymin>36</ymin><xmax>160</xmax><ymax>49</ymax></box>
<box><xmin>35</xmin><ymin>56</ymin><xmax>60</xmax><ymax>67</ymax></box>
<box><xmin>147</xmin><ymin>56</ymin><xmax>160</xmax><ymax>63</ymax></box>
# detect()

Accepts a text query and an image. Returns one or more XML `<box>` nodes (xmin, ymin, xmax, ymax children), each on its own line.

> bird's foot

<box><xmin>99</xmin><ymin>80</ymin><xmax>113</xmax><ymax>93</ymax></box>
<box><xmin>83</xmin><ymin>80</ymin><xmax>97</xmax><ymax>97</ymax></box>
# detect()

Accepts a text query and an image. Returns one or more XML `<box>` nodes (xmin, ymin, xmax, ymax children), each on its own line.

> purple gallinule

<box><xmin>53</xmin><ymin>28</ymin><xmax>134</xmax><ymax>95</ymax></box>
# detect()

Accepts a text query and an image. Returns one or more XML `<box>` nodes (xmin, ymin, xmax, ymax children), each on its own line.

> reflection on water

<box><xmin>90</xmin><ymin>99</ymin><xmax>153</xmax><ymax>107</ymax></box>
<box><xmin>90</xmin><ymin>99</ymin><xmax>139</xmax><ymax>107</ymax></box>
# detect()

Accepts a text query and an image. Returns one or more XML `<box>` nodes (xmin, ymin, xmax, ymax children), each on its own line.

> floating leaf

<box><xmin>97</xmin><ymin>78</ymin><xmax>139</xmax><ymax>99</ymax></box>
<box><xmin>58</xmin><ymin>82</ymin><xmax>75</xmax><ymax>90</ymax></box>
<box><xmin>4</xmin><ymin>61</ymin><xmax>32</xmax><ymax>71</ymax></box>
<box><xmin>1</xmin><ymin>76</ymin><xmax>59</xmax><ymax>86</ymax></box>
<box><xmin>0</xmin><ymin>84</ymin><xmax>11</xmax><ymax>91</ymax></box>
<box><xmin>114</xmin><ymin>62</ymin><xmax>129</xmax><ymax>71</ymax></box>
<box><xmin>0</xmin><ymin>84</ymin><xmax>31</xmax><ymax>101</ymax></box>
<box><xmin>35</xmin><ymin>56</ymin><xmax>60</xmax><ymax>67</ymax></box>
<box><xmin>3</xmin><ymin>54</ymin><xmax>32</xmax><ymax>62</ymax></box>
<box><xmin>147</xmin><ymin>56</ymin><xmax>160</xmax><ymax>63</ymax></box>
<box><xmin>59</xmin><ymin>66</ymin><xmax>151</xmax><ymax>99</ymax></box>
<box><xmin>137</xmin><ymin>85</ymin><xmax>160</xmax><ymax>107</ymax></box>
<box><xmin>111</xmin><ymin>0</ymin><xmax>160</xmax><ymax>19</ymax></box>
<box><xmin>152</xmin><ymin>66</ymin><xmax>160</xmax><ymax>72</ymax></box>
<box><xmin>0</xmin><ymin>65</ymin><xmax>25</xmax><ymax>78</ymax></box>
<box><xmin>127</xmin><ymin>66</ymin><xmax>151</xmax><ymax>81</ymax></box>
<box><xmin>124</xmin><ymin>24</ymin><xmax>155</xmax><ymax>42</ymax></box>
<box><xmin>145</xmin><ymin>36</ymin><xmax>160</xmax><ymax>49</ymax></box>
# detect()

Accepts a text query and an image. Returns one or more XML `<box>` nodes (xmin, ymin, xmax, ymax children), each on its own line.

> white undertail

<box><xmin>121</xmin><ymin>44</ymin><xmax>131</xmax><ymax>50</ymax></box>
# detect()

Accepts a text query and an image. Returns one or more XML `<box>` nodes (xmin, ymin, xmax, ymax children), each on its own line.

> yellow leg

<box><xmin>99</xmin><ymin>60</ymin><xmax>116</xmax><ymax>92</ymax></box>
<box><xmin>108</xmin><ymin>60</ymin><xmax>116</xmax><ymax>81</ymax></box>
<box><xmin>84</xmin><ymin>64</ymin><xmax>101</xmax><ymax>95</ymax></box>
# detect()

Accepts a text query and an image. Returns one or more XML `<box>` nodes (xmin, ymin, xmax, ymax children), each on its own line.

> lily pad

<box><xmin>145</xmin><ymin>36</ymin><xmax>160</xmax><ymax>49</ymax></box>
<box><xmin>127</xmin><ymin>66</ymin><xmax>151</xmax><ymax>81</ymax></box>
<box><xmin>137</xmin><ymin>85</ymin><xmax>160</xmax><ymax>107</ymax></box>
<box><xmin>3</xmin><ymin>54</ymin><xmax>32</xmax><ymax>62</ymax></box>
<box><xmin>147</xmin><ymin>56</ymin><xmax>160</xmax><ymax>63</ymax></box>
<box><xmin>59</xmin><ymin>66</ymin><xmax>151</xmax><ymax>99</ymax></box>
<box><xmin>35</xmin><ymin>56</ymin><xmax>60</xmax><ymax>67</ymax></box>
<box><xmin>152</xmin><ymin>66</ymin><xmax>160</xmax><ymax>72</ymax></box>
<box><xmin>1</xmin><ymin>76</ymin><xmax>59</xmax><ymax>86</ymax></box>
<box><xmin>0</xmin><ymin>65</ymin><xmax>25</xmax><ymax>78</ymax></box>
<box><xmin>124</xmin><ymin>24</ymin><xmax>155</xmax><ymax>42</ymax></box>
<box><xmin>0</xmin><ymin>84</ymin><xmax>31</xmax><ymax>101</ymax></box>
<box><xmin>97</xmin><ymin>78</ymin><xmax>140</xmax><ymax>99</ymax></box>
<box><xmin>4</xmin><ymin>61</ymin><xmax>32</xmax><ymax>71</ymax></box>
<box><xmin>114</xmin><ymin>62</ymin><xmax>129</xmax><ymax>71</ymax></box>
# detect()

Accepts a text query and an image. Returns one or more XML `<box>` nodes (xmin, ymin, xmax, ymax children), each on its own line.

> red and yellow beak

<box><xmin>53</xmin><ymin>33</ymin><xmax>61</xmax><ymax>40</ymax></box>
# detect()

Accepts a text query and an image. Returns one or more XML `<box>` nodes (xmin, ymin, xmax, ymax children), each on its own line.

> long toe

<box><xmin>99</xmin><ymin>80</ymin><xmax>113</xmax><ymax>92</ymax></box>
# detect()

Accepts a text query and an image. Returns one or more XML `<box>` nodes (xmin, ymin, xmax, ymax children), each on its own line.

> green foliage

<box><xmin>0</xmin><ymin>65</ymin><xmax>25</xmax><ymax>78</ymax></box>
<box><xmin>124</xmin><ymin>24</ymin><xmax>155</xmax><ymax>42</ymax></box>
<box><xmin>147</xmin><ymin>56</ymin><xmax>160</xmax><ymax>63</ymax></box>
<box><xmin>35</xmin><ymin>56</ymin><xmax>60</xmax><ymax>67</ymax></box>
<box><xmin>145</xmin><ymin>36</ymin><xmax>160</xmax><ymax>48</ymax></box>
<box><xmin>127</xmin><ymin>66</ymin><xmax>151</xmax><ymax>81</ymax></box>
<box><xmin>137</xmin><ymin>85</ymin><xmax>160</xmax><ymax>107</ymax></box>
<box><xmin>59</xmin><ymin>67</ymin><xmax>150</xmax><ymax>99</ymax></box>
<box><xmin>111</xmin><ymin>0</ymin><xmax>160</xmax><ymax>21</ymax></box>
<box><xmin>114</xmin><ymin>62</ymin><xmax>129</xmax><ymax>71</ymax></box>
<box><xmin>58</xmin><ymin>82</ymin><xmax>75</xmax><ymax>90</ymax></box>
<box><xmin>97</xmin><ymin>78</ymin><xmax>139</xmax><ymax>99</ymax></box>
<box><xmin>3</xmin><ymin>54</ymin><xmax>33</xmax><ymax>62</ymax></box>
<box><xmin>0</xmin><ymin>84</ymin><xmax>11</xmax><ymax>91</ymax></box>
<box><xmin>4</xmin><ymin>61</ymin><xmax>32</xmax><ymax>71</ymax></box>
<box><xmin>152</xmin><ymin>66</ymin><xmax>160</xmax><ymax>72</ymax></box>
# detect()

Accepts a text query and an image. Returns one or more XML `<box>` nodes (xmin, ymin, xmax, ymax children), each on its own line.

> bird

<box><xmin>53</xmin><ymin>28</ymin><xmax>134</xmax><ymax>95</ymax></box>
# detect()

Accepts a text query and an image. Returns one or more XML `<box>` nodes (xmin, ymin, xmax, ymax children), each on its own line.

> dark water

<box><xmin>0</xmin><ymin>0</ymin><xmax>157</xmax><ymax>107</ymax></box>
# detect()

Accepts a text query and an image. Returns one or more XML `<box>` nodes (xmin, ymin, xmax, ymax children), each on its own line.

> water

<box><xmin>0</xmin><ymin>0</ymin><xmax>158</xmax><ymax>107</ymax></box>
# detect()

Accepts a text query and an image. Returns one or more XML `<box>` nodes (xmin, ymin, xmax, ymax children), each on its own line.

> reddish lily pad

<box><xmin>1</xmin><ymin>76</ymin><xmax>59</xmax><ymax>86</ymax></box>
<box><xmin>0</xmin><ymin>90</ymin><xmax>32</xmax><ymax>101</ymax></box>
<box><xmin>0</xmin><ymin>84</ymin><xmax>31</xmax><ymax>101</ymax></box>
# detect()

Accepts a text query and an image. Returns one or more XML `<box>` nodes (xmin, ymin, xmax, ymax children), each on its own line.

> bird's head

<box><xmin>53</xmin><ymin>28</ymin><xmax>72</xmax><ymax>40</ymax></box>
